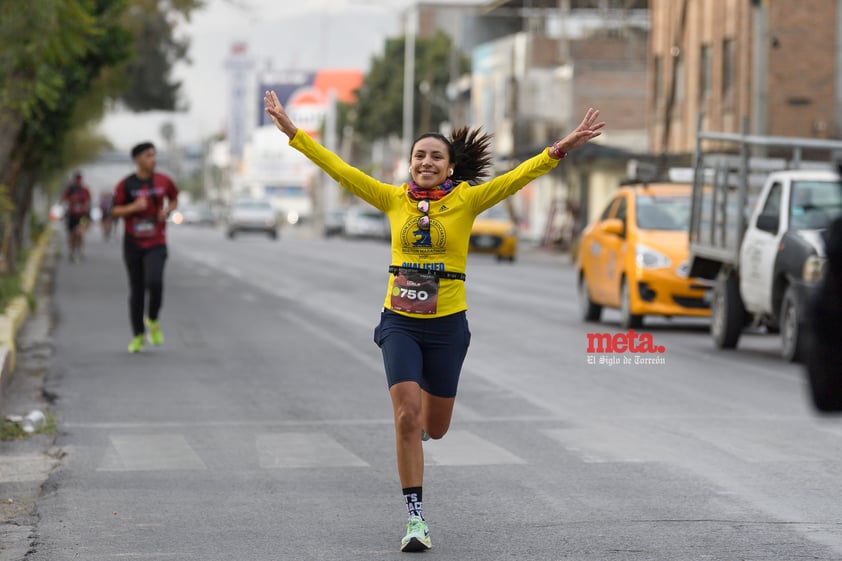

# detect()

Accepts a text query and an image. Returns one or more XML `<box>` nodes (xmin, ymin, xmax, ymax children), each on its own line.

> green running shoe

<box><xmin>145</xmin><ymin>319</ymin><xmax>164</xmax><ymax>346</ymax></box>
<box><xmin>400</xmin><ymin>515</ymin><xmax>431</xmax><ymax>552</ymax></box>
<box><xmin>128</xmin><ymin>335</ymin><xmax>144</xmax><ymax>353</ymax></box>
<box><xmin>421</xmin><ymin>429</ymin><xmax>431</xmax><ymax>442</ymax></box>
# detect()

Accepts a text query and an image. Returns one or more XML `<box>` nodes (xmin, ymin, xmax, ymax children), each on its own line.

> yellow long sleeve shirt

<box><xmin>289</xmin><ymin>129</ymin><xmax>561</xmax><ymax>318</ymax></box>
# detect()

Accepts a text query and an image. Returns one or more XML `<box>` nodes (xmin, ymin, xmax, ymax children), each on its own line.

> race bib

<box><xmin>132</xmin><ymin>218</ymin><xmax>156</xmax><ymax>238</ymax></box>
<box><xmin>390</xmin><ymin>268</ymin><xmax>439</xmax><ymax>315</ymax></box>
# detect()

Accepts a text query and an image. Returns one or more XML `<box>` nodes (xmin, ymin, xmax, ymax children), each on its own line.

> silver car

<box><xmin>343</xmin><ymin>206</ymin><xmax>389</xmax><ymax>241</ymax></box>
<box><xmin>226</xmin><ymin>198</ymin><xmax>279</xmax><ymax>240</ymax></box>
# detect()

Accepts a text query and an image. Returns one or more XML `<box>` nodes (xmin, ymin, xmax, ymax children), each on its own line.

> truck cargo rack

<box><xmin>688</xmin><ymin>114</ymin><xmax>842</xmax><ymax>279</ymax></box>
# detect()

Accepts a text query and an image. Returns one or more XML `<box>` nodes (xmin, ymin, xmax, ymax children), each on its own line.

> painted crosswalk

<box><xmin>256</xmin><ymin>432</ymin><xmax>368</xmax><ymax>468</ymax></box>
<box><xmin>98</xmin><ymin>434</ymin><xmax>207</xmax><ymax>471</ymax></box>
<box><xmin>423</xmin><ymin>429</ymin><xmax>525</xmax><ymax>466</ymax></box>
<box><xmin>541</xmin><ymin>418</ymin><xmax>842</xmax><ymax>465</ymax></box>
<box><xmin>88</xmin><ymin>427</ymin><xmax>528</xmax><ymax>472</ymax></box>
<box><xmin>61</xmin><ymin>418</ymin><xmax>842</xmax><ymax>475</ymax></box>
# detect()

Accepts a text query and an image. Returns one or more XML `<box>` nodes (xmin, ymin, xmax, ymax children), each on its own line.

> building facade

<box><xmin>649</xmin><ymin>0</ymin><xmax>840</xmax><ymax>157</ymax></box>
<box><xmin>475</xmin><ymin>0</ymin><xmax>651</xmax><ymax>240</ymax></box>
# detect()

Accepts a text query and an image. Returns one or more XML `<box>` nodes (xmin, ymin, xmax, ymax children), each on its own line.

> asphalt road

<box><xmin>2</xmin><ymin>222</ymin><xmax>841</xmax><ymax>561</ymax></box>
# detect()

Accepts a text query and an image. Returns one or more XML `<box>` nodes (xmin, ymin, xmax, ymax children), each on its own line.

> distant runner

<box><xmin>61</xmin><ymin>171</ymin><xmax>92</xmax><ymax>262</ymax></box>
<box><xmin>110</xmin><ymin>142</ymin><xmax>179</xmax><ymax>354</ymax></box>
<box><xmin>99</xmin><ymin>191</ymin><xmax>115</xmax><ymax>240</ymax></box>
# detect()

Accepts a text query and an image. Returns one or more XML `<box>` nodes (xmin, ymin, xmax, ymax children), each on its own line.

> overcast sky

<box><xmin>99</xmin><ymin>0</ymin><xmax>409</xmax><ymax>151</ymax></box>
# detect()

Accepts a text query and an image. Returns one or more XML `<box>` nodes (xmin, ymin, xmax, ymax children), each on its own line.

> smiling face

<box><xmin>410</xmin><ymin>136</ymin><xmax>453</xmax><ymax>189</ymax></box>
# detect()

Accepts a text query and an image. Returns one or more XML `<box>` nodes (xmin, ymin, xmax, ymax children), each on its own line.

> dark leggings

<box><xmin>123</xmin><ymin>242</ymin><xmax>168</xmax><ymax>336</ymax></box>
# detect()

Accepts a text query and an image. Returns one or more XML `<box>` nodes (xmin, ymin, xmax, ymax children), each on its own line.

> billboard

<box><xmin>257</xmin><ymin>69</ymin><xmax>364</xmax><ymax>139</ymax></box>
<box><xmin>227</xmin><ymin>42</ymin><xmax>253</xmax><ymax>158</ymax></box>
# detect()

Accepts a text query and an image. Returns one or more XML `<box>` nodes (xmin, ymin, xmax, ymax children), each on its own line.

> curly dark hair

<box><xmin>411</xmin><ymin>127</ymin><xmax>493</xmax><ymax>185</ymax></box>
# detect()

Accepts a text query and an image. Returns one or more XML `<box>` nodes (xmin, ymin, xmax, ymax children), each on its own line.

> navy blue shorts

<box><xmin>373</xmin><ymin>309</ymin><xmax>471</xmax><ymax>398</ymax></box>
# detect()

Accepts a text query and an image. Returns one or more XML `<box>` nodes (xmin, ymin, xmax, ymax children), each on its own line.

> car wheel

<box><xmin>227</xmin><ymin>229</ymin><xmax>235</xmax><ymax>239</ymax></box>
<box><xmin>268</xmin><ymin>229</ymin><xmax>278</xmax><ymax>240</ymax></box>
<box><xmin>780</xmin><ymin>285</ymin><xmax>805</xmax><ymax>362</ymax></box>
<box><xmin>711</xmin><ymin>270</ymin><xmax>744</xmax><ymax>349</ymax></box>
<box><xmin>620</xmin><ymin>277</ymin><xmax>643</xmax><ymax>329</ymax></box>
<box><xmin>578</xmin><ymin>274</ymin><xmax>602</xmax><ymax>322</ymax></box>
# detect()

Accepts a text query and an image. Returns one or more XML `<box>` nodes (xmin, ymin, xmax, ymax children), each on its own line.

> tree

<box><xmin>118</xmin><ymin>0</ymin><xmax>203</xmax><ymax>111</ymax></box>
<box><xmin>0</xmin><ymin>0</ymin><xmax>114</xmax><ymax>186</ymax></box>
<box><xmin>348</xmin><ymin>31</ymin><xmax>468</xmax><ymax>144</ymax></box>
<box><xmin>0</xmin><ymin>0</ymin><xmax>202</xmax><ymax>273</ymax></box>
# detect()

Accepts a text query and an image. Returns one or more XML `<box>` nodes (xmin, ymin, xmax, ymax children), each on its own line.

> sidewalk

<box><xmin>0</xmin><ymin>227</ymin><xmax>61</xmax><ymax>561</ymax></box>
<box><xmin>0</xmin><ymin>227</ymin><xmax>54</xmax><ymax>388</ymax></box>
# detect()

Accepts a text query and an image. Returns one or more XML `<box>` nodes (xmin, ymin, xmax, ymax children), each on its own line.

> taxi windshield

<box><xmin>635</xmin><ymin>194</ymin><xmax>690</xmax><ymax>231</ymax></box>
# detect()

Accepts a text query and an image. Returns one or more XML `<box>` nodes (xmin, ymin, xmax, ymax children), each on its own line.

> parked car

<box><xmin>576</xmin><ymin>182</ymin><xmax>712</xmax><ymax>328</ymax></box>
<box><xmin>343</xmin><ymin>206</ymin><xmax>389</xmax><ymax>240</ymax></box>
<box><xmin>226</xmin><ymin>198</ymin><xmax>279</xmax><ymax>239</ymax></box>
<box><xmin>171</xmin><ymin>203</ymin><xmax>217</xmax><ymax>226</ymax></box>
<box><xmin>183</xmin><ymin>203</ymin><xmax>217</xmax><ymax>226</ymax></box>
<box><xmin>469</xmin><ymin>203</ymin><xmax>518</xmax><ymax>261</ymax></box>
<box><xmin>324</xmin><ymin>208</ymin><xmax>348</xmax><ymax>237</ymax></box>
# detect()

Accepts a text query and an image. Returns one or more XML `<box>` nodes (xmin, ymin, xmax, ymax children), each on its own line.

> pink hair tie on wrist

<box><xmin>550</xmin><ymin>142</ymin><xmax>566</xmax><ymax>160</ymax></box>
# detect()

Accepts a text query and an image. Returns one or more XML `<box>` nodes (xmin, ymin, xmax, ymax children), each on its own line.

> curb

<box><xmin>0</xmin><ymin>228</ymin><xmax>54</xmax><ymax>391</ymax></box>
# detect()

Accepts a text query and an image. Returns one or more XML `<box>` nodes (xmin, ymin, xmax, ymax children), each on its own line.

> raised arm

<box><xmin>263</xmin><ymin>90</ymin><xmax>299</xmax><ymax>140</ymax></box>
<box><xmin>263</xmin><ymin>89</ymin><xmax>395</xmax><ymax>211</ymax></box>
<box><xmin>465</xmin><ymin>107</ymin><xmax>606</xmax><ymax>212</ymax></box>
<box><xmin>548</xmin><ymin>108</ymin><xmax>605</xmax><ymax>159</ymax></box>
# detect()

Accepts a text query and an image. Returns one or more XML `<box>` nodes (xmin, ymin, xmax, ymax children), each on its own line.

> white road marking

<box><xmin>98</xmin><ymin>434</ymin><xmax>207</xmax><ymax>471</ymax></box>
<box><xmin>423</xmin><ymin>429</ymin><xmax>525</xmax><ymax>466</ymax></box>
<box><xmin>542</xmin><ymin>426</ymin><xmax>688</xmax><ymax>463</ymax></box>
<box><xmin>256</xmin><ymin>432</ymin><xmax>369</xmax><ymax>468</ymax></box>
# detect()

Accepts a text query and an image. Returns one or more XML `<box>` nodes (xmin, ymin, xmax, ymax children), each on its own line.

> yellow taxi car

<box><xmin>469</xmin><ymin>203</ymin><xmax>518</xmax><ymax>261</ymax></box>
<box><xmin>576</xmin><ymin>182</ymin><xmax>712</xmax><ymax>328</ymax></box>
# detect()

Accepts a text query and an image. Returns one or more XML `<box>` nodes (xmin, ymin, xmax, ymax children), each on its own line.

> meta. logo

<box><xmin>586</xmin><ymin>329</ymin><xmax>665</xmax><ymax>354</ymax></box>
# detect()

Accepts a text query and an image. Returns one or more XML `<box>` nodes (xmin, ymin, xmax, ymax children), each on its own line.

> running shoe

<box><xmin>145</xmin><ymin>319</ymin><xmax>164</xmax><ymax>346</ymax></box>
<box><xmin>128</xmin><ymin>335</ymin><xmax>144</xmax><ymax>353</ymax></box>
<box><xmin>400</xmin><ymin>515</ymin><xmax>431</xmax><ymax>552</ymax></box>
<box><xmin>421</xmin><ymin>429</ymin><xmax>431</xmax><ymax>442</ymax></box>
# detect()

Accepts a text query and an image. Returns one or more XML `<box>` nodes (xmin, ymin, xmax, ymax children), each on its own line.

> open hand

<box><xmin>555</xmin><ymin>108</ymin><xmax>605</xmax><ymax>152</ymax></box>
<box><xmin>263</xmin><ymin>90</ymin><xmax>299</xmax><ymax>140</ymax></box>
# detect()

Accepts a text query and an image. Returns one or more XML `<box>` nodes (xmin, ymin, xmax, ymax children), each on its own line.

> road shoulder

<box><xmin>0</xmin><ymin>231</ymin><xmax>60</xmax><ymax>561</ymax></box>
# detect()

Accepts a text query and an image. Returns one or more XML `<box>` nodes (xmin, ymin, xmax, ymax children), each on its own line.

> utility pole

<box><xmin>751</xmin><ymin>0</ymin><xmax>769</xmax><ymax>146</ymax></box>
<box><xmin>402</xmin><ymin>4</ymin><xmax>417</xmax><ymax>173</ymax></box>
<box><xmin>658</xmin><ymin>0</ymin><xmax>688</xmax><ymax>176</ymax></box>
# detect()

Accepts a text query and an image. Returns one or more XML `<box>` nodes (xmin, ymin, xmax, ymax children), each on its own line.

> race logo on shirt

<box><xmin>399</xmin><ymin>218</ymin><xmax>446</xmax><ymax>256</ymax></box>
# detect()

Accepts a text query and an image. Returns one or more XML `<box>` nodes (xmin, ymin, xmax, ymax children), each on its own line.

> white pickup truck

<box><xmin>687</xmin><ymin>123</ymin><xmax>842</xmax><ymax>361</ymax></box>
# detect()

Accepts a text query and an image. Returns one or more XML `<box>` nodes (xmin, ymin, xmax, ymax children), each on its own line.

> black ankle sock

<box><xmin>402</xmin><ymin>486</ymin><xmax>423</xmax><ymax>519</ymax></box>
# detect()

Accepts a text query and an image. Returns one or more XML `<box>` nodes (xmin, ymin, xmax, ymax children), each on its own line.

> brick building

<box><xmin>470</xmin><ymin>0</ymin><xmax>652</xmax><ymax>238</ymax></box>
<box><xmin>649</xmin><ymin>0</ymin><xmax>839</xmax><ymax>157</ymax></box>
